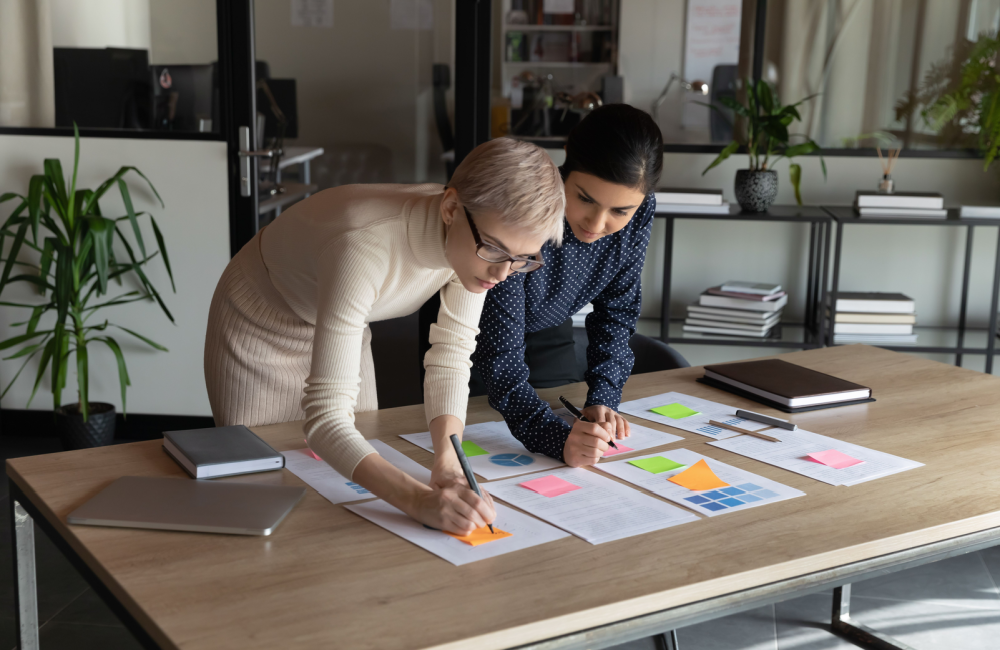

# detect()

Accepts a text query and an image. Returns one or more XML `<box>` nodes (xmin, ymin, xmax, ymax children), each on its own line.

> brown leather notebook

<box><xmin>703</xmin><ymin>359</ymin><xmax>871</xmax><ymax>408</ymax></box>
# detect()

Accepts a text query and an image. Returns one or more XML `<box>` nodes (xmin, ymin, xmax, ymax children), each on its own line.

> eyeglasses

<box><xmin>464</xmin><ymin>207</ymin><xmax>544</xmax><ymax>273</ymax></box>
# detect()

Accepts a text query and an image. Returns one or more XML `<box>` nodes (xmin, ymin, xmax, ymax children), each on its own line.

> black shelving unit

<box><xmin>823</xmin><ymin>206</ymin><xmax>1000</xmax><ymax>373</ymax></box>
<box><xmin>658</xmin><ymin>205</ymin><xmax>833</xmax><ymax>349</ymax></box>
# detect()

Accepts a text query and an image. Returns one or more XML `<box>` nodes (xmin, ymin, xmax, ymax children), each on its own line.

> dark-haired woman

<box><xmin>472</xmin><ymin>103</ymin><xmax>664</xmax><ymax>467</ymax></box>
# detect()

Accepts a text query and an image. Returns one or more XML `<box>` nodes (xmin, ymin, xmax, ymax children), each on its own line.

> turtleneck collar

<box><xmin>405</xmin><ymin>187</ymin><xmax>450</xmax><ymax>270</ymax></box>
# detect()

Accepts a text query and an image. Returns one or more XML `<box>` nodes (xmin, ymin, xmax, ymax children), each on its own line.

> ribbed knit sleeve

<box><xmin>302</xmin><ymin>233</ymin><xmax>385</xmax><ymax>479</ymax></box>
<box><xmin>423</xmin><ymin>277</ymin><xmax>486</xmax><ymax>425</ymax></box>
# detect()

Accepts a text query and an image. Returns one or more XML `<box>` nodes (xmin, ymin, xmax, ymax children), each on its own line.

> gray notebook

<box><xmin>163</xmin><ymin>425</ymin><xmax>284</xmax><ymax>479</ymax></box>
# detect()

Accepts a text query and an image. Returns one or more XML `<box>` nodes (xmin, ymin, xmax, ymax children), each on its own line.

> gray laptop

<box><xmin>67</xmin><ymin>476</ymin><xmax>305</xmax><ymax>536</ymax></box>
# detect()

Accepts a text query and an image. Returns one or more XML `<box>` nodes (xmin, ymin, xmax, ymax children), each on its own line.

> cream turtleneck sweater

<box><xmin>260</xmin><ymin>183</ymin><xmax>485</xmax><ymax>479</ymax></box>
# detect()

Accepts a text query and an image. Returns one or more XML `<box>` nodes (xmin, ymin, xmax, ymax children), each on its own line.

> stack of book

<box><xmin>855</xmin><ymin>191</ymin><xmax>946</xmax><ymax>219</ymax></box>
<box><xmin>655</xmin><ymin>188</ymin><xmax>730</xmax><ymax>215</ymax></box>
<box><xmin>831</xmin><ymin>292</ymin><xmax>917</xmax><ymax>345</ymax></box>
<box><xmin>684</xmin><ymin>282</ymin><xmax>787</xmax><ymax>338</ymax></box>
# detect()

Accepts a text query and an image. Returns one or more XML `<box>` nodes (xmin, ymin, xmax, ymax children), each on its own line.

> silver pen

<box><xmin>735</xmin><ymin>409</ymin><xmax>798</xmax><ymax>431</ymax></box>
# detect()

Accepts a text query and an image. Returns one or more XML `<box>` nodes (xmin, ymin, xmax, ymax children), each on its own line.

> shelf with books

<box><xmin>829</xmin><ymin>326</ymin><xmax>1000</xmax><ymax>355</ymax></box>
<box><xmin>657</xmin><ymin>206</ymin><xmax>834</xmax><ymax>350</ymax></box>
<box><xmin>823</xmin><ymin>206</ymin><xmax>1000</xmax><ymax>372</ymax></box>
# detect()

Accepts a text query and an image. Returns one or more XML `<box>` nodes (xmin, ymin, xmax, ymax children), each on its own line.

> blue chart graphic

<box><xmin>345</xmin><ymin>481</ymin><xmax>371</xmax><ymax>495</ymax></box>
<box><xmin>684</xmin><ymin>482</ymin><xmax>778</xmax><ymax>512</ymax></box>
<box><xmin>490</xmin><ymin>453</ymin><xmax>535</xmax><ymax>467</ymax></box>
<box><xmin>722</xmin><ymin>417</ymin><xmax>750</xmax><ymax>426</ymax></box>
<box><xmin>696</xmin><ymin>425</ymin><xmax>725</xmax><ymax>436</ymax></box>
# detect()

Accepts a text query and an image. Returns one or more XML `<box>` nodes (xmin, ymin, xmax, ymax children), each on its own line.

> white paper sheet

<box><xmin>282</xmin><ymin>439</ymin><xmax>432</xmax><ymax>505</ymax></box>
<box><xmin>344</xmin><ymin>500</ymin><xmax>569</xmax><ymax>566</ymax></box>
<box><xmin>487</xmin><ymin>467</ymin><xmax>699</xmax><ymax>544</ymax></box>
<box><xmin>618</xmin><ymin>392</ymin><xmax>775</xmax><ymax>440</ymax></box>
<box><xmin>551</xmin><ymin>408</ymin><xmax>685</xmax><ymax>458</ymax></box>
<box><xmin>400</xmin><ymin>421</ymin><xmax>565</xmax><ymax>480</ymax></box>
<box><xmin>708</xmin><ymin>428</ymin><xmax>924</xmax><ymax>486</ymax></box>
<box><xmin>596</xmin><ymin>448</ymin><xmax>804</xmax><ymax>517</ymax></box>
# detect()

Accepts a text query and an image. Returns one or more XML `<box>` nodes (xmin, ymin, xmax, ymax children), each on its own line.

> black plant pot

<box><xmin>55</xmin><ymin>402</ymin><xmax>116</xmax><ymax>449</ymax></box>
<box><xmin>734</xmin><ymin>169</ymin><xmax>778</xmax><ymax>213</ymax></box>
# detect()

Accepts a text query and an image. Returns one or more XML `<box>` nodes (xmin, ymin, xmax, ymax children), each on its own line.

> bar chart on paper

<box><xmin>597</xmin><ymin>448</ymin><xmax>804</xmax><ymax>517</ymax></box>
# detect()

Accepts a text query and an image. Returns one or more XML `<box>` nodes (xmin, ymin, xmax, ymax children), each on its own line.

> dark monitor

<box><xmin>151</xmin><ymin>64</ymin><xmax>215</xmax><ymax>132</ymax></box>
<box><xmin>53</xmin><ymin>47</ymin><xmax>151</xmax><ymax>129</ymax></box>
<box><xmin>257</xmin><ymin>78</ymin><xmax>298</xmax><ymax>139</ymax></box>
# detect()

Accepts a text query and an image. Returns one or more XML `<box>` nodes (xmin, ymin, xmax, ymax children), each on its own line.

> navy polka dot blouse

<box><xmin>472</xmin><ymin>193</ymin><xmax>656</xmax><ymax>461</ymax></box>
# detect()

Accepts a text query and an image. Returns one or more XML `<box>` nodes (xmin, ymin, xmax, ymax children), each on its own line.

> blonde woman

<box><xmin>205</xmin><ymin>139</ymin><xmax>565</xmax><ymax>534</ymax></box>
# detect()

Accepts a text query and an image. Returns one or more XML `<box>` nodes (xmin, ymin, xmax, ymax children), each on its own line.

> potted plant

<box><xmin>899</xmin><ymin>32</ymin><xmax>1000</xmax><ymax>170</ymax></box>
<box><xmin>700</xmin><ymin>78</ymin><xmax>826</xmax><ymax>212</ymax></box>
<box><xmin>0</xmin><ymin>127</ymin><xmax>174</xmax><ymax>449</ymax></box>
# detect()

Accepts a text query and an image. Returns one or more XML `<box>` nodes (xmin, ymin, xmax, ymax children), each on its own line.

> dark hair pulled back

<box><xmin>562</xmin><ymin>104</ymin><xmax>663</xmax><ymax>195</ymax></box>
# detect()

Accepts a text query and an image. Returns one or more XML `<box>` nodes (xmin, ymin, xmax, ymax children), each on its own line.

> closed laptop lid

<box><xmin>67</xmin><ymin>476</ymin><xmax>305</xmax><ymax>536</ymax></box>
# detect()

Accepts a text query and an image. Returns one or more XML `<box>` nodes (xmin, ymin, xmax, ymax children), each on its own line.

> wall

<box><xmin>148</xmin><ymin>0</ymin><xmax>217</xmax><ymax>65</ymax></box>
<box><xmin>253</xmin><ymin>0</ymin><xmax>453</xmax><ymax>186</ymax></box>
<box><xmin>50</xmin><ymin>0</ymin><xmax>151</xmax><ymax>50</ymax></box>
<box><xmin>0</xmin><ymin>135</ymin><xmax>230</xmax><ymax>416</ymax></box>
<box><xmin>545</xmin><ymin>148</ymin><xmax>1000</xmax><ymax>330</ymax></box>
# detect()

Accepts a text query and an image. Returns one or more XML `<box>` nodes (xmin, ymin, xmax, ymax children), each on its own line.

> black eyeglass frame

<box><xmin>463</xmin><ymin>207</ymin><xmax>545</xmax><ymax>273</ymax></box>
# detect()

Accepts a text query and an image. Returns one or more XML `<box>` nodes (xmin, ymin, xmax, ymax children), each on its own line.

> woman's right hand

<box><xmin>562</xmin><ymin>419</ymin><xmax>612</xmax><ymax>467</ymax></box>
<box><xmin>410</xmin><ymin>484</ymin><xmax>496</xmax><ymax>536</ymax></box>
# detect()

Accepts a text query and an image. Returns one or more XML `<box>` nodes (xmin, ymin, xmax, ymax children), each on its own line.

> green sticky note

<box><xmin>461</xmin><ymin>440</ymin><xmax>489</xmax><ymax>457</ymax></box>
<box><xmin>628</xmin><ymin>457</ymin><xmax>685</xmax><ymax>474</ymax></box>
<box><xmin>650</xmin><ymin>403</ymin><xmax>700</xmax><ymax>419</ymax></box>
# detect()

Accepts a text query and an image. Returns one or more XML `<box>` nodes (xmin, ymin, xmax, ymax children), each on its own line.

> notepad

<box><xmin>461</xmin><ymin>440</ymin><xmax>489</xmax><ymax>457</ymax></box>
<box><xmin>668</xmin><ymin>459</ymin><xmax>729</xmax><ymax>490</ymax></box>
<box><xmin>628</xmin><ymin>456</ymin><xmax>685</xmax><ymax>474</ymax></box>
<box><xmin>650</xmin><ymin>403</ymin><xmax>700</xmax><ymax>419</ymax></box>
<box><xmin>444</xmin><ymin>526</ymin><xmax>513</xmax><ymax>546</ymax></box>
<box><xmin>520</xmin><ymin>475</ymin><xmax>581</xmax><ymax>497</ymax></box>
<box><xmin>807</xmin><ymin>450</ymin><xmax>863</xmax><ymax>469</ymax></box>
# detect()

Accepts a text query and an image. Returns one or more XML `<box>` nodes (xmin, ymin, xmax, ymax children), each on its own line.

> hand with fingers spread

<box><xmin>562</xmin><ymin>418</ymin><xmax>612</xmax><ymax>467</ymax></box>
<box><xmin>581</xmin><ymin>404</ymin><xmax>631</xmax><ymax>442</ymax></box>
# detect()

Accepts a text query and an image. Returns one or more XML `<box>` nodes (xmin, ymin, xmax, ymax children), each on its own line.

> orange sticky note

<box><xmin>667</xmin><ymin>459</ymin><xmax>730</xmax><ymax>491</ymax></box>
<box><xmin>444</xmin><ymin>525</ymin><xmax>513</xmax><ymax>546</ymax></box>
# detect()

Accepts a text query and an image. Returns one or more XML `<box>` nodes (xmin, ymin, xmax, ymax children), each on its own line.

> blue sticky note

<box><xmin>719</xmin><ymin>497</ymin><xmax>744</xmax><ymax>507</ymax></box>
<box><xmin>685</xmin><ymin>495</ymin><xmax>711</xmax><ymax>504</ymax></box>
<box><xmin>720</xmin><ymin>487</ymin><xmax>746</xmax><ymax>496</ymax></box>
<box><xmin>738</xmin><ymin>483</ymin><xmax>763</xmax><ymax>492</ymax></box>
<box><xmin>755</xmin><ymin>489</ymin><xmax>779</xmax><ymax>499</ymax></box>
<box><xmin>702</xmin><ymin>501</ymin><xmax>728</xmax><ymax>511</ymax></box>
<box><xmin>738</xmin><ymin>493</ymin><xmax>762</xmax><ymax>502</ymax></box>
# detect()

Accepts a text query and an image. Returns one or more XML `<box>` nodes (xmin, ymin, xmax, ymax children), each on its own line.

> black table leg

<box><xmin>985</xmin><ymin>226</ymin><xmax>1000</xmax><ymax>374</ymax></box>
<box><xmin>828</xmin><ymin>220</ymin><xmax>844</xmax><ymax>347</ymax></box>
<box><xmin>956</xmin><ymin>225</ymin><xmax>974</xmax><ymax>367</ymax></box>
<box><xmin>660</xmin><ymin>216</ymin><xmax>675</xmax><ymax>342</ymax></box>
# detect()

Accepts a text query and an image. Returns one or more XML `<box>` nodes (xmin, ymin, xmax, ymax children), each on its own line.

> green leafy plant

<box><xmin>0</xmin><ymin>126</ymin><xmax>174</xmax><ymax>420</ymax></box>
<box><xmin>899</xmin><ymin>32</ymin><xmax>1000</xmax><ymax>170</ymax></box>
<box><xmin>700</xmin><ymin>78</ymin><xmax>826</xmax><ymax>204</ymax></box>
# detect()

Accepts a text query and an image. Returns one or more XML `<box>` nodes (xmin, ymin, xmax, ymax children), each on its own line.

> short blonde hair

<box><xmin>449</xmin><ymin>138</ymin><xmax>565</xmax><ymax>246</ymax></box>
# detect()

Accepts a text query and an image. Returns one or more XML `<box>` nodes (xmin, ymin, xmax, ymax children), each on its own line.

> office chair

<box><xmin>573</xmin><ymin>328</ymin><xmax>690</xmax><ymax>376</ymax></box>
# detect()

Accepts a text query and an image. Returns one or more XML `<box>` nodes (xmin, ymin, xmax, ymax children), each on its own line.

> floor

<box><xmin>3</xmin><ymin>437</ymin><xmax>999</xmax><ymax>650</ymax></box>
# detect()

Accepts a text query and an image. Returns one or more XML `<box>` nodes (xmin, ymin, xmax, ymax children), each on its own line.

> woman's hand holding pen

<box><xmin>411</xmin><ymin>481</ymin><xmax>496</xmax><ymax>536</ymax></box>
<box><xmin>581</xmin><ymin>405</ymin><xmax>631</xmax><ymax>440</ymax></box>
<box><xmin>562</xmin><ymin>419</ymin><xmax>613</xmax><ymax>467</ymax></box>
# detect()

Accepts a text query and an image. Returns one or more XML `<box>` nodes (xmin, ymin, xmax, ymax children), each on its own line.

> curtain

<box><xmin>0</xmin><ymin>0</ymin><xmax>55</xmax><ymax>127</ymax></box>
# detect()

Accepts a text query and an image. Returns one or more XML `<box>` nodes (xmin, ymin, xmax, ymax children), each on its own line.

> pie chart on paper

<box><xmin>490</xmin><ymin>453</ymin><xmax>535</xmax><ymax>467</ymax></box>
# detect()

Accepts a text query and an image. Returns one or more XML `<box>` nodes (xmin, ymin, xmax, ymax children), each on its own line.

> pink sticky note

<box><xmin>519</xmin><ymin>475</ymin><xmax>581</xmax><ymax>497</ymax></box>
<box><xmin>807</xmin><ymin>450</ymin><xmax>863</xmax><ymax>469</ymax></box>
<box><xmin>602</xmin><ymin>443</ymin><xmax>635</xmax><ymax>457</ymax></box>
<box><xmin>303</xmin><ymin>439</ymin><xmax>323</xmax><ymax>461</ymax></box>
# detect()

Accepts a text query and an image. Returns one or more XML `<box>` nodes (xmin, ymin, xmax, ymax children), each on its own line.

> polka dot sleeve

<box><xmin>584</xmin><ymin>198</ymin><xmax>655</xmax><ymax>410</ymax></box>
<box><xmin>471</xmin><ymin>273</ymin><xmax>573</xmax><ymax>461</ymax></box>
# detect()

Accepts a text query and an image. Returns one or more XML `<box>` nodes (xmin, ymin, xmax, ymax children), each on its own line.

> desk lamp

<box><xmin>651</xmin><ymin>73</ymin><xmax>709</xmax><ymax>122</ymax></box>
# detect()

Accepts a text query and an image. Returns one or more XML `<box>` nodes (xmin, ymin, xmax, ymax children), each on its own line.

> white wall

<box><xmin>0</xmin><ymin>135</ymin><xmax>229</xmax><ymax>416</ymax></box>
<box><xmin>50</xmin><ymin>0</ymin><xmax>151</xmax><ymax>50</ymax></box>
<box><xmin>547</xmin><ymin>148</ymin><xmax>1000</xmax><ymax>329</ymax></box>
<box><xmin>148</xmin><ymin>0</ymin><xmax>217</xmax><ymax>65</ymax></box>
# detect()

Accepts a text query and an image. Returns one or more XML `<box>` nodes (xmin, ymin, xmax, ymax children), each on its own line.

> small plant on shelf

<box><xmin>700</xmin><ymin>78</ymin><xmax>826</xmax><ymax>211</ymax></box>
<box><xmin>0</xmin><ymin>126</ymin><xmax>175</xmax><ymax>447</ymax></box>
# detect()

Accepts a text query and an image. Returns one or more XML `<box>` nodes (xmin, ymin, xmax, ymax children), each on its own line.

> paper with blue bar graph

<box><xmin>597</xmin><ymin>448</ymin><xmax>804</xmax><ymax>517</ymax></box>
<box><xmin>281</xmin><ymin>439</ymin><xmax>431</xmax><ymax>505</ymax></box>
<box><xmin>618</xmin><ymin>391</ymin><xmax>775</xmax><ymax>440</ymax></box>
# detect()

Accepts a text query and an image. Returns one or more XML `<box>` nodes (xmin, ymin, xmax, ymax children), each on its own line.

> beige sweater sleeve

<box><xmin>302</xmin><ymin>233</ymin><xmax>384</xmax><ymax>479</ymax></box>
<box><xmin>423</xmin><ymin>277</ymin><xmax>487</xmax><ymax>426</ymax></box>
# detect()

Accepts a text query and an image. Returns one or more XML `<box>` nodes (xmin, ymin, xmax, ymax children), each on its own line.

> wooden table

<box><xmin>8</xmin><ymin>346</ymin><xmax>1000</xmax><ymax>650</ymax></box>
